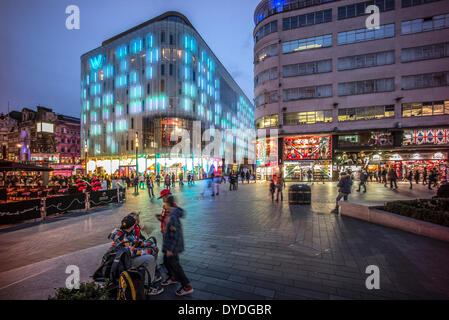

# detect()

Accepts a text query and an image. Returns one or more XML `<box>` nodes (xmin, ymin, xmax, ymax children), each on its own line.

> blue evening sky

<box><xmin>0</xmin><ymin>0</ymin><xmax>260</xmax><ymax>117</ymax></box>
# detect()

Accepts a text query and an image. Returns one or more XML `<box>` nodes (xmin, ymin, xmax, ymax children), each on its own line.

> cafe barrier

<box><xmin>0</xmin><ymin>199</ymin><xmax>41</xmax><ymax>225</ymax></box>
<box><xmin>0</xmin><ymin>187</ymin><xmax>127</xmax><ymax>225</ymax></box>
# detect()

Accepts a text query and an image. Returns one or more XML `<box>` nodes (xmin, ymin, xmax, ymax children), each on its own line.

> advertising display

<box><xmin>404</xmin><ymin>128</ymin><xmax>449</xmax><ymax>145</ymax></box>
<box><xmin>283</xmin><ymin>136</ymin><xmax>332</xmax><ymax>161</ymax></box>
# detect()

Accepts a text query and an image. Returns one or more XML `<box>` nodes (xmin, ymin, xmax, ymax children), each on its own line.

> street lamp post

<box><xmin>135</xmin><ymin>132</ymin><xmax>139</xmax><ymax>195</ymax></box>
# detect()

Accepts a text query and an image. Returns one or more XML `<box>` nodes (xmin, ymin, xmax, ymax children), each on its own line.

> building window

<box><xmin>283</xmin><ymin>85</ymin><xmax>333</xmax><ymax>101</ymax></box>
<box><xmin>254</xmin><ymin>91</ymin><xmax>279</xmax><ymax>107</ymax></box>
<box><xmin>338</xmin><ymin>51</ymin><xmax>395</xmax><ymax>70</ymax></box>
<box><xmin>256</xmin><ymin>114</ymin><xmax>279</xmax><ymax>128</ymax></box>
<box><xmin>169</xmin><ymin>34</ymin><xmax>174</xmax><ymax>45</ymax></box>
<box><xmin>161</xmin><ymin>79</ymin><xmax>165</xmax><ymax>92</ymax></box>
<box><xmin>283</xmin><ymin>9</ymin><xmax>332</xmax><ymax>30</ymax></box>
<box><xmin>338</xmin><ymin>105</ymin><xmax>395</xmax><ymax>121</ymax></box>
<box><xmin>338</xmin><ymin>0</ymin><xmax>395</xmax><ymax>20</ymax></box>
<box><xmin>283</xmin><ymin>59</ymin><xmax>332</xmax><ymax>77</ymax></box>
<box><xmin>402</xmin><ymin>13</ymin><xmax>449</xmax><ymax>35</ymax></box>
<box><xmin>169</xmin><ymin>63</ymin><xmax>173</xmax><ymax>76</ymax></box>
<box><xmin>401</xmin><ymin>71</ymin><xmax>449</xmax><ymax>90</ymax></box>
<box><xmin>254</xmin><ymin>20</ymin><xmax>278</xmax><ymax>43</ymax></box>
<box><xmin>161</xmin><ymin>31</ymin><xmax>165</xmax><ymax>43</ymax></box>
<box><xmin>282</xmin><ymin>34</ymin><xmax>332</xmax><ymax>54</ymax></box>
<box><xmin>401</xmin><ymin>42</ymin><xmax>449</xmax><ymax>62</ymax></box>
<box><xmin>338</xmin><ymin>78</ymin><xmax>394</xmax><ymax>96</ymax></box>
<box><xmin>254</xmin><ymin>43</ymin><xmax>278</xmax><ymax>64</ymax></box>
<box><xmin>254</xmin><ymin>67</ymin><xmax>278</xmax><ymax>87</ymax></box>
<box><xmin>402</xmin><ymin>100</ymin><xmax>449</xmax><ymax>117</ymax></box>
<box><xmin>283</xmin><ymin>110</ymin><xmax>333</xmax><ymax>126</ymax></box>
<box><xmin>402</xmin><ymin>0</ymin><xmax>442</xmax><ymax>7</ymax></box>
<box><xmin>161</xmin><ymin>64</ymin><xmax>165</xmax><ymax>76</ymax></box>
<box><xmin>338</xmin><ymin>24</ymin><xmax>394</xmax><ymax>45</ymax></box>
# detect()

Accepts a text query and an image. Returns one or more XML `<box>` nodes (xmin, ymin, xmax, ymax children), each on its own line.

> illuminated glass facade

<box><xmin>81</xmin><ymin>12</ymin><xmax>254</xmax><ymax>175</ymax></box>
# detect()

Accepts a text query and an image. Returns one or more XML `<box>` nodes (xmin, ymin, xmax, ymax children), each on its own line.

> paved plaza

<box><xmin>0</xmin><ymin>180</ymin><xmax>449</xmax><ymax>300</ymax></box>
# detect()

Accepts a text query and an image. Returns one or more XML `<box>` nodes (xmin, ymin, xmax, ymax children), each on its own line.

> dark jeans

<box><xmin>390</xmin><ymin>179</ymin><xmax>398</xmax><ymax>189</ymax></box>
<box><xmin>148</xmin><ymin>187</ymin><xmax>154</xmax><ymax>197</ymax></box>
<box><xmin>163</xmin><ymin>253</ymin><xmax>190</xmax><ymax>288</ymax></box>
<box><xmin>358</xmin><ymin>181</ymin><xmax>366</xmax><ymax>192</ymax></box>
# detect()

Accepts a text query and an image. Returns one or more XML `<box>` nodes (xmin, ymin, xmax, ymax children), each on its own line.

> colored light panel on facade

<box><xmin>90</xmin><ymin>111</ymin><xmax>97</xmax><ymax>122</ymax></box>
<box><xmin>130</xmin><ymin>71</ymin><xmax>139</xmax><ymax>84</ymax></box>
<box><xmin>145</xmin><ymin>66</ymin><xmax>153</xmax><ymax>79</ymax></box>
<box><xmin>146</xmin><ymin>34</ymin><xmax>154</xmax><ymax>48</ymax></box>
<box><xmin>115</xmin><ymin>75</ymin><xmax>127</xmax><ymax>87</ymax></box>
<box><xmin>104</xmin><ymin>65</ymin><xmax>114</xmax><ymax>78</ymax></box>
<box><xmin>130</xmin><ymin>100</ymin><xmax>141</xmax><ymax>114</ymax></box>
<box><xmin>90</xmin><ymin>124</ymin><xmax>101</xmax><ymax>136</ymax></box>
<box><xmin>90</xmin><ymin>83</ymin><xmax>101</xmax><ymax>96</ymax></box>
<box><xmin>130</xmin><ymin>85</ymin><xmax>142</xmax><ymax>99</ymax></box>
<box><xmin>131</xmin><ymin>38</ymin><xmax>143</xmax><ymax>54</ymax></box>
<box><xmin>102</xmin><ymin>108</ymin><xmax>110</xmax><ymax>120</ymax></box>
<box><xmin>94</xmin><ymin>97</ymin><xmax>101</xmax><ymax>108</ymax></box>
<box><xmin>106</xmin><ymin>122</ymin><xmax>114</xmax><ymax>133</ymax></box>
<box><xmin>116</xmin><ymin>119</ymin><xmax>128</xmax><ymax>132</ymax></box>
<box><xmin>116</xmin><ymin>45</ymin><xmax>128</xmax><ymax>58</ymax></box>
<box><xmin>103</xmin><ymin>93</ymin><xmax>114</xmax><ymax>106</ymax></box>
<box><xmin>115</xmin><ymin>104</ymin><xmax>123</xmax><ymax>117</ymax></box>
<box><xmin>120</xmin><ymin>60</ymin><xmax>129</xmax><ymax>72</ymax></box>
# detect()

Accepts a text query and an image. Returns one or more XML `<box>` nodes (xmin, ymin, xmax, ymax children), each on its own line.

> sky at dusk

<box><xmin>0</xmin><ymin>0</ymin><xmax>260</xmax><ymax>118</ymax></box>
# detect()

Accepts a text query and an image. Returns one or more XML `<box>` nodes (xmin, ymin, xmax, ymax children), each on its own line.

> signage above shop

<box><xmin>283</xmin><ymin>136</ymin><xmax>332</xmax><ymax>161</ymax></box>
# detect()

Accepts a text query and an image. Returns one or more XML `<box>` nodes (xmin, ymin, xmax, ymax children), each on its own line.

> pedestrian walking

<box><xmin>381</xmin><ymin>167</ymin><xmax>387</xmax><ymax>187</ymax></box>
<box><xmin>428</xmin><ymin>169</ymin><xmax>437</xmax><ymax>190</ymax></box>
<box><xmin>407</xmin><ymin>170</ymin><xmax>414</xmax><ymax>189</ymax></box>
<box><xmin>147</xmin><ymin>176</ymin><xmax>155</xmax><ymax>198</ymax></box>
<box><xmin>161</xmin><ymin>195</ymin><xmax>194</xmax><ymax>296</ymax></box>
<box><xmin>269</xmin><ymin>179</ymin><xmax>276</xmax><ymax>201</ymax></box>
<box><xmin>357</xmin><ymin>170</ymin><xmax>367</xmax><ymax>193</ymax></box>
<box><xmin>388</xmin><ymin>167</ymin><xmax>398</xmax><ymax>190</ymax></box>
<box><xmin>422</xmin><ymin>168</ymin><xmax>428</xmax><ymax>185</ymax></box>
<box><xmin>246</xmin><ymin>171</ymin><xmax>250</xmax><ymax>184</ymax></box>
<box><xmin>164</xmin><ymin>173</ymin><xmax>171</xmax><ymax>190</ymax></box>
<box><xmin>213</xmin><ymin>174</ymin><xmax>220</xmax><ymax>196</ymax></box>
<box><xmin>414</xmin><ymin>170</ymin><xmax>420</xmax><ymax>184</ymax></box>
<box><xmin>307</xmin><ymin>169</ymin><xmax>312</xmax><ymax>183</ymax></box>
<box><xmin>275</xmin><ymin>176</ymin><xmax>284</xmax><ymax>202</ymax></box>
<box><xmin>179</xmin><ymin>173</ymin><xmax>183</xmax><ymax>186</ymax></box>
<box><xmin>156</xmin><ymin>173</ymin><xmax>161</xmax><ymax>187</ymax></box>
<box><xmin>331</xmin><ymin>172</ymin><xmax>352</xmax><ymax>214</ymax></box>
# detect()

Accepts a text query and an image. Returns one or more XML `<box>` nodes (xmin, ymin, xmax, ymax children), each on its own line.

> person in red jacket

<box><xmin>156</xmin><ymin>189</ymin><xmax>177</xmax><ymax>234</ymax></box>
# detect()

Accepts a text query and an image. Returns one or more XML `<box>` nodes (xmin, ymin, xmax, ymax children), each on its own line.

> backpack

<box><xmin>92</xmin><ymin>246</ymin><xmax>131</xmax><ymax>285</ymax></box>
<box><xmin>117</xmin><ymin>268</ymin><xmax>146</xmax><ymax>300</ymax></box>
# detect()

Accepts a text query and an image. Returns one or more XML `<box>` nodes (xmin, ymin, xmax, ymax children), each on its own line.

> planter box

<box><xmin>340</xmin><ymin>202</ymin><xmax>449</xmax><ymax>243</ymax></box>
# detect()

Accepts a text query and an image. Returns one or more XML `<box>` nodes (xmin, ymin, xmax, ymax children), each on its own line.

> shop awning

<box><xmin>0</xmin><ymin>160</ymin><xmax>54</xmax><ymax>172</ymax></box>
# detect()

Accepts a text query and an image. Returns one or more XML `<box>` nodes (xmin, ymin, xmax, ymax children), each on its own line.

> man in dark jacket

<box><xmin>331</xmin><ymin>172</ymin><xmax>352</xmax><ymax>214</ymax></box>
<box><xmin>414</xmin><ymin>170</ymin><xmax>420</xmax><ymax>185</ymax></box>
<box><xmin>357</xmin><ymin>170</ymin><xmax>368</xmax><ymax>193</ymax></box>
<box><xmin>388</xmin><ymin>167</ymin><xmax>398</xmax><ymax>190</ymax></box>
<box><xmin>381</xmin><ymin>167</ymin><xmax>387</xmax><ymax>187</ymax></box>
<box><xmin>161</xmin><ymin>195</ymin><xmax>193</xmax><ymax>296</ymax></box>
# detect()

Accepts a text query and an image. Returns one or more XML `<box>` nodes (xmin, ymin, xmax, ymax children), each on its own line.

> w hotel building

<box><xmin>81</xmin><ymin>12</ymin><xmax>254</xmax><ymax>177</ymax></box>
<box><xmin>253</xmin><ymin>0</ymin><xmax>449</xmax><ymax>181</ymax></box>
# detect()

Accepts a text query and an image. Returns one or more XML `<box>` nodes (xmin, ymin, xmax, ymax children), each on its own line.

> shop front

<box><xmin>283</xmin><ymin>135</ymin><xmax>332</xmax><ymax>181</ymax></box>
<box><xmin>256</xmin><ymin>138</ymin><xmax>279</xmax><ymax>181</ymax></box>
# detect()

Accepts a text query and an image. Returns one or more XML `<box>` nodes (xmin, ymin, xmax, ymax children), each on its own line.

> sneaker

<box><xmin>153</xmin><ymin>275</ymin><xmax>162</xmax><ymax>283</ymax></box>
<box><xmin>161</xmin><ymin>278</ymin><xmax>178</xmax><ymax>286</ymax></box>
<box><xmin>175</xmin><ymin>286</ymin><xmax>194</xmax><ymax>296</ymax></box>
<box><xmin>146</xmin><ymin>286</ymin><xmax>164</xmax><ymax>296</ymax></box>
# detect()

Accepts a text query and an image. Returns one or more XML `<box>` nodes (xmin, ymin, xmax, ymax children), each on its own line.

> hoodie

<box><xmin>337</xmin><ymin>175</ymin><xmax>353</xmax><ymax>194</ymax></box>
<box><xmin>162</xmin><ymin>207</ymin><xmax>185</xmax><ymax>254</ymax></box>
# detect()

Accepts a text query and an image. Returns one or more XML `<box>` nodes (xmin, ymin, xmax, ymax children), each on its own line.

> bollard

<box><xmin>85</xmin><ymin>192</ymin><xmax>90</xmax><ymax>211</ymax></box>
<box><xmin>40</xmin><ymin>197</ymin><xmax>47</xmax><ymax>221</ymax></box>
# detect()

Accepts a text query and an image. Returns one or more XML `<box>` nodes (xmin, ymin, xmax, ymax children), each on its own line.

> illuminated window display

<box><xmin>81</xmin><ymin>12</ymin><xmax>254</xmax><ymax>177</ymax></box>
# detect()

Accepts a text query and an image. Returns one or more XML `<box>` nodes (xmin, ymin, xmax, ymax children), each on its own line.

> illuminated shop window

<box><xmin>402</xmin><ymin>100</ymin><xmax>449</xmax><ymax>117</ymax></box>
<box><xmin>338</xmin><ymin>105</ymin><xmax>394</xmax><ymax>121</ymax></box>
<box><xmin>283</xmin><ymin>110</ymin><xmax>332</xmax><ymax>126</ymax></box>
<box><xmin>256</xmin><ymin>114</ymin><xmax>279</xmax><ymax>128</ymax></box>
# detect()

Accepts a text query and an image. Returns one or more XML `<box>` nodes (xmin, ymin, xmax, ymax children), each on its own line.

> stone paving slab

<box><xmin>0</xmin><ymin>181</ymin><xmax>448</xmax><ymax>299</ymax></box>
